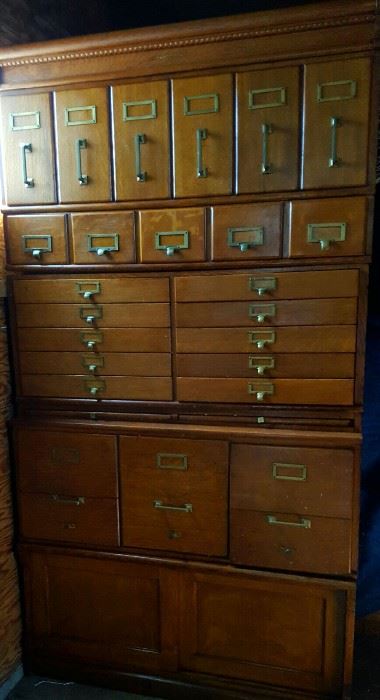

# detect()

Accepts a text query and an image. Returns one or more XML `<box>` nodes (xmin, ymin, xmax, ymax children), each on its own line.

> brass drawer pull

<box><xmin>153</xmin><ymin>500</ymin><xmax>193</xmax><ymax>513</ymax></box>
<box><xmin>51</xmin><ymin>495</ymin><xmax>85</xmax><ymax>506</ymax></box>
<box><xmin>156</xmin><ymin>453</ymin><xmax>188</xmax><ymax>470</ymax></box>
<box><xmin>261</xmin><ymin>122</ymin><xmax>273</xmax><ymax>175</ymax></box>
<box><xmin>82</xmin><ymin>354</ymin><xmax>104</xmax><ymax>374</ymax></box>
<box><xmin>196</xmin><ymin>127</ymin><xmax>208</xmax><ymax>178</ymax></box>
<box><xmin>307</xmin><ymin>222</ymin><xmax>346</xmax><ymax>251</ymax></box>
<box><xmin>76</xmin><ymin>281</ymin><xmax>101</xmax><ymax>299</ymax></box>
<box><xmin>85</xmin><ymin>379</ymin><xmax>105</xmax><ymax>397</ymax></box>
<box><xmin>267</xmin><ymin>515</ymin><xmax>311</xmax><ymax>529</ymax></box>
<box><xmin>249</xmin><ymin>355</ymin><xmax>275</xmax><ymax>375</ymax></box>
<box><xmin>87</xmin><ymin>233</ymin><xmax>119</xmax><ymax>256</ymax></box>
<box><xmin>272</xmin><ymin>463</ymin><xmax>307</xmax><ymax>481</ymax></box>
<box><xmin>80</xmin><ymin>306</ymin><xmax>103</xmax><ymax>325</ymax></box>
<box><xmin>249</xmin><ymin>276</ymin><xmax>277</xmax><ymax>296</ymax></box>
<box><xmin>248</xmin><ymin>330</ymin><xmax>276</xmax><ymax>350</ymax></box>
<box><xmin>80</xmin><ymin>331</ymin><xmax>103</xmax><ymax>350</ymax></box>
<box><xmin>20</xmin><ymin>142</ymin><xmax>34</xmax><ymax>188</ymax></box>
<box><xmin>249</xmin><ymin>303</ymin><xmax>276</xmax><ymax>323</ymax></box>
<box><xmin>227</xmin><ymin>226</ymin><xmax>264</xmax><ymax>252</ymax></box>
<box><xmin>329</xmin><ymin>116</ymin><xmax>342</xmax><ymax>168</ymax></box>
<box><xmin>248</xmin><ymin>381</ymin><xmax>274</xmax><ymax>401</ymax></box>
<box><xmin>22</xmin><ymin>234</ymin><xmax>52</xmax><ymax>260</ymax></box>
<box><xmin>75</xmin><ymin>137</ymin><xmax>88</xmax><ymax>185</ymax></box>
<box><xmin>155</xmin><ymin>230</ymin><xmax>189</xmax><ymax>256</ymax></box>
<box><xmin>135</xmin><ymin>133</ymin><xmax>147</xmax><ymax>182</ymax></box>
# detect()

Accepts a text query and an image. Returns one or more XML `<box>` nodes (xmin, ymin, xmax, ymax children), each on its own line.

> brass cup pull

<box><xmin>76</xmin><ymin>281</ymin><xmax>101</xmax><ymax>299</ymax></box>
<box><xmin>249</xmin><ymin>277</ymin><xmax>277</xmax><ymax>296</ymax></box>
<box><xmin>51</xmin><ymin>495</ymin><xmax>85</xmax><ymax>506</ymax></box>
<box><xmin>248</xmin><ymin>382</ymin><xmax>274</xmax><ymax>401</ymax></box>
<box><xmin>87</xmin><ymin>340</ymin><xmax>96</xmax><ymax>350</ymax></box>
<box><xmin>85</xmin><ymin>316</ymin><xmax>95</xmax><ymax>325</ymax></box>
<box><xmin>267</xmin><ymin>515</ymin><xmax>311</xmax><ymax>529</ymax></box>
<box><xmin>153</xmin><ymin>500</ymin><xmax>193</xmax><ymax>513</ymax></box>
<box><xmin>20</xmin><ymin>142</ymin><xmax>34</xmax><ymax>188</ymax></box>
<box><xmin>249</xmin><ymin>356</ymin><xmax>275</xmax><ymax>375</ymax></box>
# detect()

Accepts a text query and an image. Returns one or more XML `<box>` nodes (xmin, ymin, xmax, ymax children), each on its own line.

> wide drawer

<box><xmin>71</xmin><ymin>211</ymin><xmax>135</xmax><ymax>264</ymax></box>
<box><xmin>6</xmin><ymin>215</ymin><xmax>67</xmax><ymax>266</ymax></box>
<box><xmin>19</xmin><ymin>493</ymin><xmax>119</xmax><ymax>546</ymax></box>
<box><xmin>174</xmin><ymin>269</ymin><xmax>359</xmax><ymax>301</ymax></box>
<box><xmin>16</xmin><ymin>303</ymin><xmax>170</xmax><ymax>328</ymax></box>
<box><xmin>177</xmin><ymin>353</ymin><xmax>355</xmax><ymax>378</ymax></box>
<box><xmin>210</xmin><ymin>203</ymin><xmax>282</xmax><ymax>260</ymax></box>
<box><xmin>17</xmin><ymin>428</ymin><xmax>117</xmax><ymax>497</ymax></box>
<box><xmin>13</xmin><ymin>277</ymin><xmax>169</xmax><ymax>304</ymax></box>
<box><xmin>19</xmin><ymin>352</ymin><xmax>171</xmax><ymax>376</ymax></box>
<box><xmin>18</xmin><ymin>327</ymin><xmax>171</xmax><ymax>352</ymax></box>
<box><xmin>138</xmin><ymin>208</ymin><xmax>206</xmax><ymax>262</ymax></box>
<box><xmin>20</xmin><ymin>375</ymin><xmax>173</xmax><ymax>400</ymax></box>
<box><xmin>230</xmin><ymin>509</ymin><xmax>352</xmax><ymax>574</ymax></box>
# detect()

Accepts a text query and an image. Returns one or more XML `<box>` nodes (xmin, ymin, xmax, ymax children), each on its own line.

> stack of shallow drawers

<box><xmin>0</xmin><ymin>2</ymin><xmax>376</xmax><ymax>699</ymax></box>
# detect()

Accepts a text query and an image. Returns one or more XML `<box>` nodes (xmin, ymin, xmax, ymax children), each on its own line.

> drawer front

<box><xmin>230</xmin><ymin>444</ymin><xmax>354</xmax><ymax>518</ymax></box>
<box><xmin>20</xmin><ymin>375</ymin><xmax>173</xmax><ymax>401</ymax></box>
<box><xmin>13</xmin><ymin>276</ymin><xmax>169</xmax><ymax>304</ymax></box>
<box><xmin>176</xmin><ymin>377</ymin><xmax>354</xmax><ymax>405</ymax></box>
<box><xmin>19</xmin><ymin>493</ymin><xmax>118</xmax><ymax>546</ymax></box>
<box><xmin>71</xmin><ymin>212</ymin><xmax>135</xmax><ymax>264</ymax></box>
<box><xmin>174</xmin><ymin>268</ymin><xmax>359</xmax><ymax>301</ymax></box>
<box><xmin>16</xmin><ymin>303</ymin><xmax>170</xmax><ymax>328</ymax></box>
<box><xmin>17</xmin><ymin>428</ymin><xmax>117</xmax><ymax>497</ymax></box>
<box><xmin>120</xmin><ymin>436</ymin><xmax>228</xmax><ymax>556</ymax></box>
<box><xmin>6</xmin><ymin>215</ymin><xmax>67</xmax><ymax>266</ymax></box>
<box><xmin>289</xmin><ymin>197</ymin><xmax>367</xmax><ymax>257</ymax></box>
<box><xmin>18</xmin><ymin>327</ymin><xmax>171</xmax><ymax>352</ymax></box>
<box><xmin>19</xmin><ymin>352</ymin><xmax>171</xmax><ymax>377</ymax></box>
<box><xmin>138</xmin><ymin>208</ymin><xmax>205</xmax><ymax>262</ymax></box>
<box><xmin>210</xmin><ymin>203</ymin><xmax>282</xmax><ymax>260</ymax></box>
<box><xmin>230</xmin><ymin>509</ymin><xmax>352</xmax><ymax>575</ymax></box>
<box><xmin>177</xmin><ymin>353</ymin><xmax>355</xmax><ymax>378</ymax></box>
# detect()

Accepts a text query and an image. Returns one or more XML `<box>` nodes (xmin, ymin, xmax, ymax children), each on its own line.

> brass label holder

<box><xmin>227</xmin><ymin>226</ymin><xmax>264</xmax><ymax>252</ymax></box>
<box><xmin>248</xmin><ymin>86</ymin><xmax>286</xmax><ymax>110</ymax></box>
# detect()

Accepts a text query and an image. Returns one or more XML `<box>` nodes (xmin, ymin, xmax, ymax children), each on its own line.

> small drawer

<box><xmin>19</xmin><ymin>492</ymin><xmax>119</xmax><ymax>546</ymax></box>
<box><xmin>288</xmin><ymin>197</ymin><xmax>367</xmax><ymax>257</ymax></box>
<box><xmin>18</xmin><ymin>327</ymin><xmax>171</xmax><ymax>353</ymax></box>
<box><xmin>210</xmin><ymin>203</ymin><xmax>282</xmax><ymax>260</ymax></box>
<box><xmin>16</xmin><ymin>428</ymin><xmax>117</xmax><ymax>497</ymax></box>
<box><xmin>20</xmin><ymin>374</ymin><xmax>173</xmax><ymax>401</ymax></box>
<box><xmin>19</xmin><ymin>351</ymin><xmax>171</xmax><ymax>377</ymax></box>
<box><xmin>138</xmin><ymin>208</ymin><xmax>206</xmax><ymax>262</ymax></box>
<box><xmin>71</xmin><ymin>212</ymin><xmax>135</xmax><ymax>264</ymax></box>
<box><xmin>230</xmin><ymin>509</ymin><xmax>352</xmax><ymax>575</ymax></box>
<box><xmin>16</xmin><ymin>302</ymin><xmax>170</xmax><ymax>328</ymax></box>
<box><xmin>13</xmin><ymin>276</ymin><xmax>169</xmax><ymax>304</ymax></box>
<box><xmin>6</xmin><ymin>214</ymin><xmax>67</xmax><ymax>266</ymax></box>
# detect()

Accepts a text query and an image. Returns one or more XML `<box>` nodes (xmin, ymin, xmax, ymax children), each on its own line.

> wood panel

<box><xmin>6</xmin><ymin>214</ymin><xmax>67</xmax><ymax>266</ymax></box>
<box><xmin>71</xmin><ymin>211</ymin><xmax>135</xmax><ymax>264</ymax></box>
<box><xmin>17</xmin><ymin>327</ymin><xmax>171</xmax><ymax>352</ymax></box>
<box><xmin>20</xmin><ymin>375</ymin><xmax>173</xmax><ymax>401</ymax></box>
<box><xmin>16</xmin><ymin>303</ymin><xmax>170</xmax><ymax>328</ymax></box>
<box><xmin>138</xmin><ymin>208</ymin><xmax>205</xmax><ymax>263</ymax></box>
<box><xmin>19</xmin><ymin>352</ymin><xmax>171</xmax><ymax>377</ymax></box>
<box><xmin>13</xmin><ymin>276</ymin><xmax>169</xmax><ymax>304</ymax></box>
<box><xmin>210</xmin><ymin>202</ymin><xmax>282</xmax><ymax>260</ymax></box>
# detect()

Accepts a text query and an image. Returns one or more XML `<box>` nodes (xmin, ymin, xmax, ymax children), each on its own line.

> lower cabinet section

<box><xmin>21</xmin><ymin>547</ymin><xmax>354</xmax><ymax>699</ymax></box>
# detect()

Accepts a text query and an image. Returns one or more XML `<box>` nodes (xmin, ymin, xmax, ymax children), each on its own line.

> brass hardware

<box><xmin>267</xmin><ymin>514</ymin><xmax>311</xmax><ymax>529</ymax></box>
<box><xmin>261</xmin><ymin>123</ymin><xmax>273</xmax><ymax>174</ymax></box>
<box><xmin>153</xmin><ymin>500</ymin><xmax>193</xmax><ymax>513</ymax></box>
<box><xmin>75</xmin><ymin>137</ymin><xmax>88</xmax><ymax>185</ymax></box>
<box><xmin>122</xmin><ymin>99</ymin><xmax>157</xmax><ymax>121</ymax></box>
<box><xmin>249</xmin><ymin>303</ymin><xmax>276</xmax><ymax>323</ymax></box>
<box><xmin>257</xmin><ymin>416</ymin><xmax>265</xmax><ymax>424</ymax></box>
<box><xmin>65</xmin><ymin>105</ymin><xmax>97</xmax><ymax>126</ymax></box>
<box><xmin>196</xmin><ymin>128</ymin><xmax>208</xmax><ymax>178</ymax></box>
<box><xmin>307</xmin><ymin>222</ymin><xmax>346</xmax><ymax>250</ymax></box>
<box><xmin>22</xmin><ymin>234</ymin><xmax>52</xmax><ymax>259</ymax></box>
<box><xmin>134</xmin><ymin>133</ymin><xmax>147</xmax><ymax>182</ymax></box>
<box><xmin>272</xmin><ymin>463</ymin><xmax>307</xmax><ymax>482</ymax></box>
<box><xmin>76</xmin><ymin>281</ymin><xmax>101</xmax><ymax>299</ymax></box>
<box><xmin>51</xmin><ymin>495</ymin><xmax>85</xmax><ymax>506</ymax></box>
<box><xmin>227</xmin><ymin>226</ymin><xmax>264</xmax><ymax>252</ymax></box>
<box><xmin>81</xmin><ymin>355</ymin><xmax>104</xmax><ymax>374</ymax></box>
<box><xmin>168</xmin><ymin>530</ymin><xmax>182</xmax><ymax>539</ymax></box>
<box><xmin>87</xmin><ymin>233</ymin><xmax>119</xmax><ymax>256</ymax></box>
<box><xmin>248</xmin><ymin>330</ymin><xmax>276</xmax><ymax>350</ymax></box>
<box><xmin>329</xmin><ymin>116</ymin><xmax>342</xmax><ymax>168</ymax></box>
<box><xmin>156</xmin><ymin>453</ymin><xmax>188</xmax><ymax>470</ymax></box>
<box><xmin>85</xmin><ymin>379</ymin><xmax>105</xmax><ymax>397</ymax></box>
<box><xmin>248</xmin><ymin>381</ymin><xmax>274</xmax><ymax>401</ymax></box>
<box><xmin>184</xmin><ymin>93</ymin><xmax>219</xmax><ymax>116</ymax></box>
<box><xmin>80</xmin><ymin>306</ymin><xmax>103</xmax><ymax>325</ymax></box>
<box><xmin>249</xmin><ymin>276</ymin><xmax>277</xmax><ymax>296</ymax></box>
<box><xmin>248</xmin><ymin>86</ymin><xmax>286</xmax><ymax>110</ymax></box>
<box><xmin>10</xmin><ymin>110</ymin><xmax>41</xmax><ymax>131</ymax></box>
<box><xmin>51</xmin><ymin>447</ymin><xmax>80</xmax><ymax>465</ymax></box>
<box><xmin>280</xmin><ymin>546</ymin><xmax>294</xmax><ymax>556</ymax></box>
<box><xmin>317</xmin><ymin>79</ymin><xmax>357</xmax><ymax>103</ymax></box>
<box><xmin>155</xmin><ymin>230</ymin><xmax>189</xmax><ymax>256</ymax></box>
<box><xmin>80</xmin><ymin>331</ymin><xmax>103</xmax><ymax>350</ymax></box>
<box><xmin>20</xmin><ymin>143</ymin><xmax>34</xmax><ymax>188</ymax></box>
<box><xmin>63</xmin><ymin>523</ymin><xmax>77</xmax><ymax>530</ymax></box>
<box><xmin>249</xmin><ymin>355</ymin><xmax>275</xmax><ymax>375</ymax></box>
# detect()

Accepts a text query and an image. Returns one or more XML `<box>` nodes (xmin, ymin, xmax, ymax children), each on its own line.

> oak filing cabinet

<box><xmin>0</xmin><ymin>1</ymin><xmax>377</xmax><ymax>698</ymax></box>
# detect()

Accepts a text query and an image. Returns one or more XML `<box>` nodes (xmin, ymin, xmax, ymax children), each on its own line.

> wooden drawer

<box><xmin>17</xmin><ymin>428</ymin><xmax>117</xmax><ymax>497</ymax></box>
<box><xmin>71</xmin><ymin>212</ymin><xmax>135</xmax><ymax>264</ymax></box>
<box><xmin>288</xmin><ymin>197</ymin><xmax>367</xmax><ymax>257</ymax></box>
<box><xmin>177</xmin><ymin>353</ymin><xmax>355</xmax><ymax>378</ymax></box>
<box><xmin>19</xmin><ymin>493</ymin><xmax>119</xmax><ymax>546</ymax></box>
<box><xmin>176</xmin><ymin>298</ymin><xmax>357</xmax><ymax>327</ymax></box>
<box><xmin>210</xmin><ymin>203</ymin><xmax>282</xmax><ymax>260</ymax></box>
<box><xmin>230</xmin><ymin>509</ymin><xmax>352</xmax><ymax>575</ymax></box>
<box><xmin>230</xmin><ymin>444</ymin><xmax>354</xmax><ymax>518</ymax></box>
<box><xmin>20</xmin><ymin>375</ymin><xmax>173</xmax><ymax>400</ymax></box>
<box><xmin>6</xmin><ymin>215</ymin><xmax>67</xmax><ymax>266</ymax></box>
<box><xmin>174</xmin><ymin>268</ymin><xmax>359</xmax><ymax>301</ymax></box>
<box><xmin>13</xmin><ymin>276</ymin><xmax>169</xmax><ymax>304</ymax></box>
<box><xmin>18</xmin><ymin>327</ymin><xmax>171</xmax><ymax>353</ymax></box>
<box><xmin>19</xmin><ymin>352</ymin><xmax>171</xmax><ymax>377</ymax></box>
<box><xmin>16</xmin><ymin>303</ymin><xmax>170</xmax><ymax>328</ymax></box>
<box><xmin>120</xmin><ymin>436</ymin><xmax>228</xmax><ymax>556</ymax></box>
<box><xmin>176</xmin><ymin>377</ymin><xmax>354</xmax><ymax>405</ymax></box>
<box><xmin>138</xmin><ymin>208</ymin><xmax>206</xmax><ymax>262</ymax></box>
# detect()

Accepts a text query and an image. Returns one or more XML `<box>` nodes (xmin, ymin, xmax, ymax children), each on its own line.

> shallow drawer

<box><xmin>20</xmin><ymin>375</ymin><xmax>173</xmax><ymax>400</ymax></box>
<box><xmin>176</xmin><ymin>298</ymin><xmax>357</xmax><ymax>327</ymax></box>
<box><xmin>176</xmin><ymin>378</ymin><xmax>354</xmax><ymax>405</ymax></box>
<box><xmin>210</xmin><ymin>203</ymin><xmax>282</xmax><ymax>260</ymax></box>
<box><xmin>120</xmin><ymin>436</ymin><xmax>228</xmax><ymax>556</ymax></box>
<box><xmin>19</xmin><ymin>352</ymin><xmax>171</xmax><ymax>377</ymax></box>
<box><xmin>288</xmin><ymin>197</ymin><xmax>367</xmax><ymax>257</ymax></box>
<box><xmin>16</xmin><ymin>303</ymin><xmax>170</xmax><ymax>328</ymax></box>
<box><xmin>176</xmin><ymin>326</ymin><xmax>356</xmax><ymax>354</ymax></box>
<box><xmin>138</xmin><ymin>208</ymin><xmax>206</xmax><ymax>262</ymax></box>
<box><xmin>17</xmin><ymin>428</ymin><xmax>117</xmax><ymax>497</ymax></box>
<box><xmin>71</xmin><ymin>211</ymin><xmax>135</xmax><ymax>264</ymax></box>
<box><xmin>19</xmin><ymin>493</ymin><xmax>118</xmax><ymax>546</ymax></box>
<box><xmin>230</xmin><ymin>444</ymin><xmax>354</xmax><ymax>518</ymax></box>
<box><xmin>6</xmin><ymin>215</ymin><xmax>67</xmax><ymax>266</ymax></box>
<box><xmin>230</xmin><ymin>509</ymin><xmax>352</xmax><ymax>575</ymax></box>
<box><xmin>13</xmin><ymin>276</ymin><xmax>169</xmax><ymax>304</ymax></box>
<box><xmin>174</xmin><ymin>268</ymin><xmax>359</xmax><ymax>301</ymax></box>
<box><xmin>18</xmin><ymin>327</ymin><xmax>171</xmax><ymax>353</ymax></box>
<box><xmin>177</xmin><ymin>353</ymin><xmax>355</xmax><ymax>378</ymax></box>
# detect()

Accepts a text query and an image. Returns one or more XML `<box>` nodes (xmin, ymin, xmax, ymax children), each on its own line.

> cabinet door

<box><xmin>54</xmin><ymin>88</ymin><xmax>111</xmax><ymax>203</ymax></box>
<box><xmin>0</xmin><ymin>93</ymin><xmax>56</xmax><ymax>205</ymax></box>
<box><xmin>172</xmin><ymin>74</ymin><xmax>232</xmax><ymax>197</ymax></box>
<box><xmin>112</xmin><ymin>81</ymin><xmax>170</xmax><ymax>200</ymax></box>
<box><xmin>237</xmin><ymin>67</ymin><xmax>300</xmax><ymax>193</ymax></box>
<box><xmin>303</xmin><ymin>58</ymin><xmax>371</xmax><ymax>189</ymax></box>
